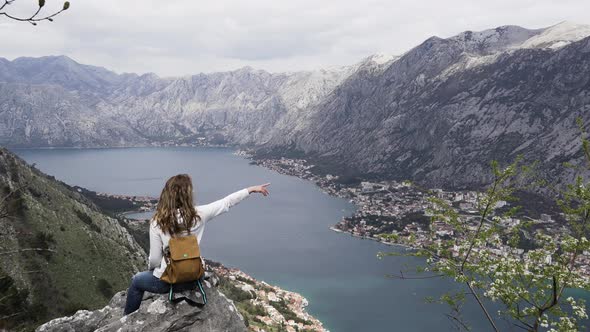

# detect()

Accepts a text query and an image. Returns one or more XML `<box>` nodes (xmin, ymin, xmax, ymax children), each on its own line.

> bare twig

<box><xmin>445</xmin><ymin>313</ymin><xmax>470</xmax><ymax>332</ymax></box>
<box><xmin>387</xmin><ymin>272</ymin><xmax>445</xmax><ymax>280</ymax></box>
<box><xmin>460</xmin><ymin>174</ymin><xmax>500</xmax><ymax>271</ymax></box>
<box><xmin>0</xmin><ymin>293</ymin><xmax>12</xmax><ymax>304</ymax></box>
<box><xmin>465</xmin><ymin>280</ymin><xmax>500</xmax><ymax>332</ymax></box>
<box><xmin>0</xmin><ymin>0</ymin><xmax>70</xmax><ymax>25</ymax></box>
<box><xmin>22</xmin><ymin>269</ymin><xmax>43</xmax><ymax>274</ymax></box>
<box><xmin>0</xmin><ymin>248</ymin><xmax>56</xmax><ymax>255</ymax></box>
<box><xmin>0</xmin><ymin>312</ymin><xmax>23</xmax><ymax>320</ymax></box>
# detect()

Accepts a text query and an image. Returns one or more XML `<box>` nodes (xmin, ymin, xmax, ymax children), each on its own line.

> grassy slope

<box><xmin>0</xmin><ymin>148</ymin><xmax>145</xmax><ymax>330</ymax></box>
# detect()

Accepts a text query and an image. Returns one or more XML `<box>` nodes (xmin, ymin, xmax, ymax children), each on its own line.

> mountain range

<box><xmin>1</xmin><ymin>21</ymin><xmax>590</xmax><ymax>189</ymax></box>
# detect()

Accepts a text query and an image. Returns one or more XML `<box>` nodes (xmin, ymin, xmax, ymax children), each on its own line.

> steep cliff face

<box><xmin>266</xmin><ymin>22</ymin><xmax>590</xmax><ymax>188</ymax></box>
<box><xmin>1</xmin><ymin>22</ymin><xmax>589</xmax><ymax>188</ymax></box>
<box><xmin>0</xmin><ymin>53</ymin><xmax>390</xmax><ymax>148</ymax></box>
<box><xmin>0</xmin><ymin>82</ymin><xmax>147</xmax><ymax>147</ymax></box>
<box><xmin>0</xmin><ymin>148</ymin><xmax>145</xmax><ymax>330</ymax></box>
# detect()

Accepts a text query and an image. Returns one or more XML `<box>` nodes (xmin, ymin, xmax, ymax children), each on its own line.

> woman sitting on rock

<box><xmin>124</xmin><ymin>174</ymin><xmax>270</xmax><ymax>315</ymax></box>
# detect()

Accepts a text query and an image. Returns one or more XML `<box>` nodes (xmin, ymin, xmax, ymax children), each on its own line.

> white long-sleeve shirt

<box><xmin>148</xmin><ymin>188</ymin><xmax>250</xmax><ymax>278</ymax></box>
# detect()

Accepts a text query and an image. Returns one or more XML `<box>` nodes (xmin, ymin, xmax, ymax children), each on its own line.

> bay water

<box><xmin>15</xmin><ymin>147</ymin><xmax>528</xmax><ymax>331</ymax></box>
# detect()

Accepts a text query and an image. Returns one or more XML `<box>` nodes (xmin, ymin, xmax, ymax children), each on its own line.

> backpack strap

<box><xmin>168</xmin><ymin>279</ymin><xmax>207</xmax><ymax>308</ymax></box>
<box><xmin>197</xmin><ymin>279</ymin><xmax>207</xmax><ymax>304</ymax></box>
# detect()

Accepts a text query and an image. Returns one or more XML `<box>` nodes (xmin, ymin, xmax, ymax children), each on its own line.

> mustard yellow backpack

<box><xmin>161</xmin><ymin>234</ymin><xmax>207</xmax><ymax>306</ymax></box>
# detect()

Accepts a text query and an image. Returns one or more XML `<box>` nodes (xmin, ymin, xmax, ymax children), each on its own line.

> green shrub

<box><xmin>269</xmin><ymin>300</ymin><xmax>309</xmax><ymax>325</ymax></box>
<box><xmin>0</xmin><ymin>272</ymin><xmax>37</xmax><ymax>330</ymax></box>
<box><xmin>31</xmin><ymin>231</ymin><xmax>56</xmax><ymax>260</ymax></box>
<box><xmin>75</xmin><ymin>209</ymin><xmax>101</xmax><ymax>233</ymax></box>
<box><xmin>96</xmin><ymin>278</ymin><xmax>114</xmax><ymax>299</ymax></box>
<box><xmin>218</xmin><ymin>277</ymin><xmax>254</xmax><ymax>302</ymax></box>
<box><xmin>239</xmin><ymin>302</ymin><xmax>266</xmax><ymax>316</ymax></box>
<box><xmin>63</xmin><ymin>302</ymin><xmax>88</xmax><ymax>316</ymax></box>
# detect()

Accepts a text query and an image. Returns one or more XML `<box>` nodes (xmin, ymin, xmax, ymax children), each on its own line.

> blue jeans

<box><xmin>124</xmin><ymin>271</ymin><xmax>197</xmax><ymax>315</ymax></box>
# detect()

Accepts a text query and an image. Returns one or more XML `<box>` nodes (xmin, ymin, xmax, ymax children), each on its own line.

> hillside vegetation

<box><xmin>0</xmin><ymin>148</ymin><xmax>145</xmax><ymax>331</ymax></box>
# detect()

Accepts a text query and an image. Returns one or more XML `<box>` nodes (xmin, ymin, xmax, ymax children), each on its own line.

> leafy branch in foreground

<box><xmin>383</xmin><ymin>124</ymin><xmax>590</xmax><ymax>331</ymax></box>
<box><xmin>0</xmin><ymin>0</ymin><xmax>70</xmax><ymax>25</ymax></box>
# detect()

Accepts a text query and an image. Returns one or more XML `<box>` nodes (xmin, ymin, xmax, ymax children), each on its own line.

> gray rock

<box><xmin>36</xmin><ymin>280</ymin><xmax>247</xmax><ymax>332</ymax></box>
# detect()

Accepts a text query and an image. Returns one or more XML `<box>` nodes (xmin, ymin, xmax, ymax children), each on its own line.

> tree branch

<box><xmin>387</xmin><ymin>270</ymin><xmax>445</xmax><ymax>280</ymax></box>
<box><xmin>465</xmin><ymin>280</ymin><xmax>500</xmax><ymax>332</ymax></box>
<box><xmin>531</xmin><ymin>276</ymin><xmax>558</xmax><ymax>331</ymax></box>
<box><xmin>445</xmin><ymin>313</ymin><xmax>470</xmax><ymax>332</ymax></box>
<box><xmin>460</xmin><ymin>175</ymin><xmax>498</xmax><ymax>271</ymax></box>
<box><xmin>0</xmin><ymin>311</ymin><xmax>23</xmax><ymax>320</ymax></box>
<box><xmin>0</xmin><ymin>0</ymin><xmax>70</xmax><ymax>25</ymax></box>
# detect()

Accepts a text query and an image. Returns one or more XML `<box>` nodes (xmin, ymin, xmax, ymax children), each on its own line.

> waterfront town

<box><xmin>237</xmin><ymin>150</ymin><xmax>590</xmax><ymax>279</ymax></box>
<box><xmin>211</xmin><ymin>263</ymin><xmax>326</xmax><ymax>332</ymax></box>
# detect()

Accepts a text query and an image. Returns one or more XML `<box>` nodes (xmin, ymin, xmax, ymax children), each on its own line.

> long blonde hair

<box><xmin>153</xmin><ymin>174</ymin><xmax>200</xmax><ymax>235</ymax></box>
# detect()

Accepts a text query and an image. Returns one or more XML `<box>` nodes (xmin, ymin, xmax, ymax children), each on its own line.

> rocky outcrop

<box><xmin>36</xmin><ymin>274</ymin><xmax>247</xmax><ymax>332</ymax></box>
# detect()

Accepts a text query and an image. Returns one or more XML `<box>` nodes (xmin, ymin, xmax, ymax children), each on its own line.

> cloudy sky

<box><xmin>1</xmin><ymin>0</ymin><xmax>589</xmax><ymax>76</ymax></box>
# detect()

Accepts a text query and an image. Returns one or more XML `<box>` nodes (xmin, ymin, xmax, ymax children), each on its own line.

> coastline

<box><xmin>328</xmin><ymin>226</ymin><xmax>417</xmax><ymax>251</ymax></box>
<box><xmin>210</xmin><ymin>262</ymin><xmax>327</xmax><ymax>332</ymax></box>
<box><xmin>8</xmin><ymin>142</ymin><xmax>234</xmax><ymax>150</ymax></box>
<box><xmin>235</xmin><ymin>149</ymin><xmax>424</xmax><ymax>250</ymax></box>
<box><xmin>236</xmin><ymin>149</ymin><xmax>590</xmax><ymax>282</ymax></box>
<box><xmin>19</xmin><ymin>146</ymin><xmax>590</xmax><ymax>331</ymax></box>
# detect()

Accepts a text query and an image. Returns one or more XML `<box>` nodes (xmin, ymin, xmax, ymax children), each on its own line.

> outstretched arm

<box><xmin>198</xmin><ymin>183</ymin><xmax>270</xmax><ymax>221</ymax></box>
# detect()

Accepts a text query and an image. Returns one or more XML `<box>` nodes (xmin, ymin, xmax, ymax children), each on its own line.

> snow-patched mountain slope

<box><xmin>448</xmin><ymin>25</ymin><xmax>545</xmax><ymax>55</ymax></box>
<box><xmin>520</xmin><ymin>21</ymin><xmax>590</xmax><ymax>49</ymax></box>
<box><xmin>260</xmin><ymin>25</ymin><xmax>590</xmax><ymax>189</ymax></box>
<box><xmin>432</xmin><ymin>21</ymin><xmax>590</xmax><ymax>78</ymax></box>
<box><xmin>439</xmin><ymin>21</ymin><xmax>590</xmax><ymax>57</ymax></box>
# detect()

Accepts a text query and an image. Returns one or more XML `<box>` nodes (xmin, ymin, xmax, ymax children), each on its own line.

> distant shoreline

<box><xmin>328</xmin><ymin>226</ymin><xmax>416</xmax><ymax>250</ymax></box>
<box><xmin>233</xmin><ymin>150</ymin><xmax>422</xmax><ymax>250</ymax></box>
<box><xmin>9</xmin><ymin>144</ymin><xmax>233</xmax><ymax>150</ymax></box>
<box><xmin>118</xmin><ymin>210</ymin><xmax>153</xmax><ymax>219</ymax></box>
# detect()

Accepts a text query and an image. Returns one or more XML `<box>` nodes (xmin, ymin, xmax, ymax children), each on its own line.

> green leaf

<box><xmin>63</xmin><ymin>1</ymin><xmax>70</xmax><ymax>10</ymax></box>
<box><xmin>39</xmin><ymin>0</ymin><xmax>45</xmax><ymax>7</ymax></box>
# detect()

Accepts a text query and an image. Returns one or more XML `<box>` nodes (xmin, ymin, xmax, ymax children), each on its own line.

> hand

<box><xmin>248</xmin><ymin>183</ymin><xmax>270</xmax><ymax>196</ymax></box>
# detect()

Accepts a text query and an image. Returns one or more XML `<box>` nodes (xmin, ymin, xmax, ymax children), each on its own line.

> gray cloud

<box><xmin>1</xmin><ymin>0</ymin><xmax>589</xmax><ymax>76</ymax></box>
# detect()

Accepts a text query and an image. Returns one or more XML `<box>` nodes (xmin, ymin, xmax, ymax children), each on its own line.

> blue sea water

<box><xmin>15</xmin><ymin>147</ymin><xmax>585</xmax><ymax>332</ymax></box>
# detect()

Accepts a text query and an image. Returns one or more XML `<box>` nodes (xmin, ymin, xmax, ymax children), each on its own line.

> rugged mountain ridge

<box><xmin>268</xmin><ymin>22</ymin><xmax>590</xmax><ymax>188</ymax></box>
<box><xmin>1</xmin><ymin>22</ymin><xmax>589</xmax><ymax>188</ymax></box>
<box><xmin>0</xmin><ymin>56</ymin><xmax>369</xmax><ymax>147</ymax></box>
